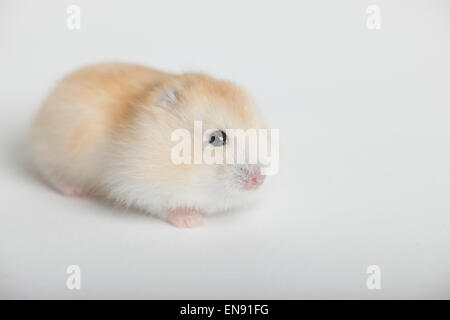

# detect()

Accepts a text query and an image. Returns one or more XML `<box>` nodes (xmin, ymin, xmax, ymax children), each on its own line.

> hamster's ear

<box><xmin>155</xmin><ymin>84</ymin><xmax>182</xmax><ymax>109</ymax></box>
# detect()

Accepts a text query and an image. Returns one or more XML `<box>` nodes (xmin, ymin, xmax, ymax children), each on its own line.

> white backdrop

<box><xmin>0</xmin><ymin>0</ymin><xmax>449</xmax><ymax>299</ymax></box>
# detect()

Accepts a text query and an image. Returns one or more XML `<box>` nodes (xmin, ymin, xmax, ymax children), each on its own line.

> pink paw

<box><xmin>167</xmin><ymin>209</ymin><xmax>204</xmax><ymax>228</ymax></box>
<box><xmin>49</xmin><ymin>180</ymin><xmax>86</xmax><ymax>197</ymax></box>
<box><xmin>59</xmin><ymin>186</ymin><xmax>86</xmax><ymax>197</ymax></box>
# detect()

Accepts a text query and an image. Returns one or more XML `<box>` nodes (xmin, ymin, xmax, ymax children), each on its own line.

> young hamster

<box><xmin>29</xmin><ymin>63</ymin><xmax>268</xmax><ymax>228</ymax></box>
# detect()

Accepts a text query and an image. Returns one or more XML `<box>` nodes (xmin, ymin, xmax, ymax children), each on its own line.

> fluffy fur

<box><xmin>29</xmin><ymin>63</ymin><xmax>267</xmax><ymax>227</ymax></box>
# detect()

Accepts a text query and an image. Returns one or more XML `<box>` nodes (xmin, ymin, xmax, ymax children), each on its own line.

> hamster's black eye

<box><xmin>209</xmin><ymin>130</ymin><xmax>227</xmax><ymax>146</ymax></box>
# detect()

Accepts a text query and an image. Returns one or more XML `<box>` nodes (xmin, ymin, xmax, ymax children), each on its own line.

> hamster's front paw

<box><xmin>167</xmin><ymin>208</ymin><xmax>204</xmax><ymax>228</ymax></box>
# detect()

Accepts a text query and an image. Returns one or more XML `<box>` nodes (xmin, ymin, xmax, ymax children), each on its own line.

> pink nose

<box><xmin>243</xmin><ymin>170</ymin><xmax>265</xmax><ymax>190</ymax></box>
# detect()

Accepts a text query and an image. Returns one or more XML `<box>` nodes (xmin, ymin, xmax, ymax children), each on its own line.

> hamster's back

<box><xmin>30</xmin><ymin>63</ymin><xmax>170</xmax><ymax>192</ymax></box>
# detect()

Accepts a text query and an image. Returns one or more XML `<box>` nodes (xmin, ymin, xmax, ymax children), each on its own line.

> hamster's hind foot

<box><xmin>167</xmin><ymin>208</ymin><xmax>204</xmax><ymax>228</ymax></box>
<box><xmin>48</xmin><ymin>177</ymin><xmax>87</xmax><ymax>197</ymax></box>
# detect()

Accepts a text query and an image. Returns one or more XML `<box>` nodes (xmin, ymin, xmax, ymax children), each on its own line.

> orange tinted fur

<box><xmin>29</xmin><ymin>62</ymin><xmax>267</xmax><ymax>227</ymax></box>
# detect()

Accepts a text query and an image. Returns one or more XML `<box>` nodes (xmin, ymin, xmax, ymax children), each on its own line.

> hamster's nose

<box><xmin>241</xmin><ymin>165</ymin><xmax>265</xmax><ymax>190</ymax></box>
<box><xmin>249</xmin><ymin>172</ymin><xmax>265</xmax><ymax>188</ymax></box>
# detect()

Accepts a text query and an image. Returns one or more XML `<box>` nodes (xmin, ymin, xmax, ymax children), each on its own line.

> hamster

<box><xmin>29</xmin><ymin>63</ymin><xmax>268</xmax><ymax>228</ymax></box>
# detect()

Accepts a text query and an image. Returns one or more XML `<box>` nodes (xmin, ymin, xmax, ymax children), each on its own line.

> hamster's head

<box><xmin>110</xmin><ymin>73</ymin><xmax>273</xmax><ymax>215</ymax></box>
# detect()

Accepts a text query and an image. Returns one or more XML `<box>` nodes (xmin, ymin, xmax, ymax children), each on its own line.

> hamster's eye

<box><xmin>209</xmin><ymin>130</ymin><xmax>227</xmax><ymax>146</ymax></box>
